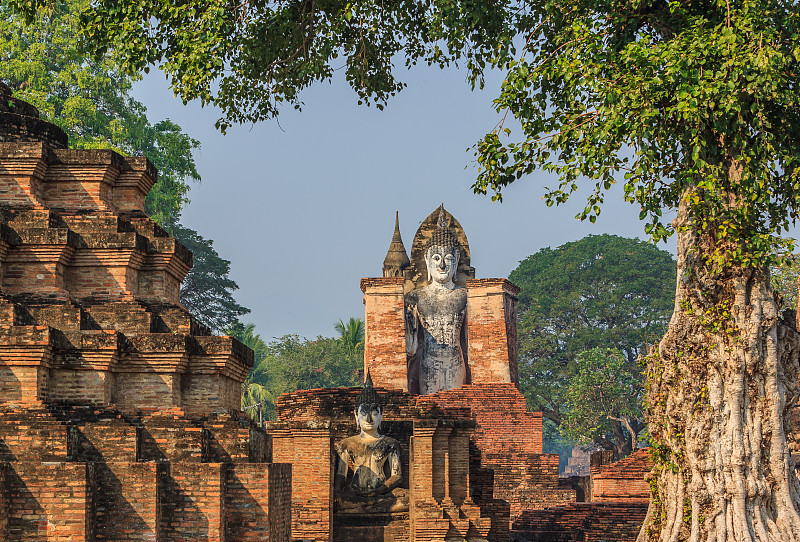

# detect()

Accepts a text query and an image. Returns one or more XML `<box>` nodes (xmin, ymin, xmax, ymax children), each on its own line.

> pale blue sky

<box><xmin>133</xmin><ymin>65</ymin><xmax>676</xmax><ymax>339</ymax></box>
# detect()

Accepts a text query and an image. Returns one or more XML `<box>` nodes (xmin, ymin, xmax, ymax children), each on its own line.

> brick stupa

<box><xmin>0</xmin><ymin>82</ymin><xmax>291</xmax><ymax>542</ymax></box>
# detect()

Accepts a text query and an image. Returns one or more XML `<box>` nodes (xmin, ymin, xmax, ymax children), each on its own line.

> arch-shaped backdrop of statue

<box><xmin>407</xmin><ymin>205</ymin><xmax>475</xmax><ymax>292</ymax></box>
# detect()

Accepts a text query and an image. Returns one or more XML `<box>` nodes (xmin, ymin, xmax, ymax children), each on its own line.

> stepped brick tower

<box><xmin>0</xmin><ymin>82</ymin><xmax>291</xmax><ymax>542</ymax></box>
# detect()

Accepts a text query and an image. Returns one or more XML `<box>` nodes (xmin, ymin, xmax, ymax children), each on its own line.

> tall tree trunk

<box><xmin>638</xmin><ymin>196</ymin><xmax>800</xmax><ymax>542</ymax></box>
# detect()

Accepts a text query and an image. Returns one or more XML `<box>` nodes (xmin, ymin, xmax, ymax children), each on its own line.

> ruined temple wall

<box><xmin>270</xmin><ymin>424</ymin><xmax>332</xmax><ymax>542</ymax></box>
<box><xmin>590</xmin><ymin>449</ymin><xmax>652</xmax><ymax>503</ymax></box>
<box><xmin>361</xmin><ymin>277</ymin><xmax>407</xmax><ymax>392</ymax></box>
<box><xmin>511</xmin><ymin>502</ymin><xmax>649</xmax><ymax>542</ymax></box>
<box><xmin>421</xmin><ymin>384</ymin><xmax>543</xmax><ymax>456</ymax></box>
<box><xmin>0</xmin><ymin>84</ymin><xmax>293</xmax><ymax>542</ymax></box>
<box><xmin>93</xmin><ymin>462</ymin><xmax>161</xmax><ymax>542</ymax></box>
<box><xmin>226</xmin><ymin>463</ymin><xmax>293</xmax><ymax>542</ymax></box>
<box><xmin>5</xmin><ymin>462</ymin><xmax>95</xmax><ymax>542</ymax></box>
<box><xmin>160</xmin><ymin>463</ymin><xmax>226</xmax><ymax>542</ymax></box>
<box><xmin>465</xmin><ymin>279</ymin><xmax>519</xmax><ymax>385</ymax></box>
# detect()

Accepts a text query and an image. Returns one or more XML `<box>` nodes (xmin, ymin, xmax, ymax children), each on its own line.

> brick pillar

<box><xmin>225</xmin><ymin>463</ymin><xmax>293</xmax><ymax>542</ymax></box>
<box><xmin>7</xmin><ymin>462</ymin><xmax>94</xmax><ymax>542</ymax></box>
<box><xmin>162</xmin><ymin>463</ymin><xmax>226</xmax><ymax>542</ymax></box>
<box><xmin>361</xmin><ymin>277</ymin><xmax>407</xmax><ymax>391</ymax></box>
<box><xmin>0</xmin><ymin>147</ymin><xmax>48</xmax><ymax>207</ymax></box>
<box><xmin>95</xmin><ymin>462</ymin><xmax>162</xmax><ymax>542</ymax></box>
<box><xmin>410</xmin><ymin>424</ymin><xmax>437</xmax><ymax>503</ymax></box>
<box><xmin>466</xmin><ymin>278</ymin><xmax>520</xmax><ymax>386</ymax></box>
<box><xmin>410</xmin><ymin>422</ymin><xmax>450</xmax><ymax>542</ymax></box>
<box><xmin>270</xmin><ymin>423</ymin><xmax>332</xmax><ymax>542</ymax></box>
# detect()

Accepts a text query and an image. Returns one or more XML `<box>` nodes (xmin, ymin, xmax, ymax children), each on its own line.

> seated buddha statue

<box><xmin>404</xmin><ymin>208</ymin><xmax>468</xmax><ymax>394</ymax></box>
<box><xmin>333</xmin><ymin>373</ymin><xmax>409</xmax><ymax>513</ymax></box>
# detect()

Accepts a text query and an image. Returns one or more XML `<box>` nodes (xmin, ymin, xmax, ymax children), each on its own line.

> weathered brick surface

<box><xmin>361</xmin><ymin>277</ymin><xmax>408</xmax><ymax>392</ymax></box>
<box><xmin>0</xmin><ymin>406</ymin><xmax>68</xmax><ymax>461</ymax></box>
<box><xmin>5</xmin><ymin>461</ymin><xmax>94</xmax><ymax>542</ymax></box>
<box><xmin>161</xmin><ymin>463</ymin><xmax>225</xmax><ymax>542</ymax></box>
<box><xmin>465</xmin><ymin>279</ymin><xmax>519</xmax><ymax>385</ymax></box>
<box><xmin>591</xmin><ymin>449</ymin><xmax>652</xmax><ymax>503</ymax></box>
<box><xmin>421</xmin><ymin>384</ymin><xmax>543</xmax><ymax>456</ymax></box>
<box><xmin>0</xmin><ymin>463</ymin><xmax>7</xmax><ymax>542</ymax></box>
<box><xmin>270</xmin><ymin>424</ymin><xmax>333</xmax><ymax>542</ymax></box>
<box><xmin>333</xmin><ymin>513</ymin><xmax>410</xmax><ymax>542</ymax></box>
<box><xmin>511</xmin><ymin>502</ymin><xmax>648</xmax><ymax>541</ymax></box>
<box><xmin>204</xmin><ymin>413</ymin><xmax>271</xmax><ymax>463</ymax></box>
<box><xmin>0</xmin><ymin>86</ymin><xmax>292</xmax><ymax>542</ymax></box>
<box><xmin>69</xmin><ymin>416</ymin><xmax>138</xmax><ymax>462</ymax></box>
<box><xmin>226</xmin><ymin>463</ymin><xmax>292</xmax><ymax>542</ymax></box>
<box><xmin>138</xmin><ymin>411</ymin><xmax>205</xmax><ymax>462</ymax></box>
<box><xmin>94</xmin><ymin>462</ymin><xmax>161</xmax><ymax>542</ymax></box>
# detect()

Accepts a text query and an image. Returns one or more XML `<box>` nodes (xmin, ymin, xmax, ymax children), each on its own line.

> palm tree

<box><xmin>240</xmin><ymin>380</ymin><xmax>273</xmax><ymax>426</ymax></box>
<box><xmin>229</xmin><ymin>322</ymin><xmax>274</xmax><ymax>423</ymax></box>
<box><xmin>227</xmin><ymin>322</ymin><xmax>268</xmax><ymax>365</ymax></box>
<box><xmin>335</xmin><ymin>317</ymin><xmax>364</xmax><ymax>351</ymax></box>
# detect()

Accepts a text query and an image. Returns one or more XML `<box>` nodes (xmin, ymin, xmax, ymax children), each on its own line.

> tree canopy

<box><xmin>511</xmin><ymin>234</ymin><xmax>674</xmax><ymax>457</ymax></box>
<box><xmin>1</xmin><ymin>0</ymin><xmax>250</xmax><ymax>332</ymax></box>
<box><xmin>30</xmin><ymin>0</ymin><xmax>513</xmax><ymax>132</ymax></box>
<box><xmin>560</xmin><ymin>347</ymin><xmax>644</xmax><ymax>459</ymax></box>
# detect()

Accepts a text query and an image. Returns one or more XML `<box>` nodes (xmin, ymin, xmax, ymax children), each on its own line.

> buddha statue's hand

<box><xmin>341</xmin><ymin>485</ymin><xmax>360</xmax><ymax>501</ymax></box>
<box><xmin>353</xmin><ymin>482</ymin><xmax>390</xmax><ymax>498</ymax></box>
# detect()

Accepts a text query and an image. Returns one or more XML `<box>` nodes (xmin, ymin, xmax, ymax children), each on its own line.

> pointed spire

<box><xmin>383</xmin><ymin>211</ymin><xmax>411</xmax><ymax>278</ymax></box>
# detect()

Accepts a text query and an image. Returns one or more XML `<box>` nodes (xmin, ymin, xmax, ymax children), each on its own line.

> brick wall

<box><xmin>511</xmin><ymin>502</ymin><xmax>648</xmax><ymax>542</ymax></box>
<box><xmin>116</xmin><ymin>372</ymin><xmax>183</xmax><ymax>411</ymax></box>
<box><xmin>465</xmin><ymin>279</ymin><xmax>520</xmax><ymax>386</ymax></box>
<box><xmin>6</xmin><ymin>461</ymin><xmax>94</xmax><ymax>542</ymax></box>
<box><xmin>0</xmin><ymin>463</ymin><xmax>7</xmax><ymax>542</ymax></box>
<box><xmin>270</xmin><ymin>424</ymin><xmax>332</xmax><ymax>542</ymax></box>
<box><xmin>591</xmin><ymin>449</ymin><xmax>652</xmax><ymax>503</ymax></box>
<box><xmin>226</xmin><ymin>463</ymin><xmax>292</xmax><ymax>542</ymax></box>
<box><xmin>0</xmin><ymin>407</ymin><xmax>68</xmax><ymax>461</ymax></box>
<box><xmin>421</xmin><ymin>384</ymin><xmax>543</xmax><ymax>456</ymax></box>
<box><xmin>69</xmin><ymin>417</ymin><xmax>138</xmax><ymax>462</ymax></box>
<box><xmin>94</xmin><ymin>462</ymin><xmax>161</xmax><ymax>542</ymax></box>
<box><xmin>361</xmin><ymin>277</ymin><xmax>407</xmax><ymax>392</ymax></box>
<box><xmin>138</xmin><ymin>413</ymin><xmax>205</xmax><ymax>462</ymax></box>
<box><xmin>161</xmin><ymin>463</ymin><xmax>225</xmax><ymax>542</ymax></box>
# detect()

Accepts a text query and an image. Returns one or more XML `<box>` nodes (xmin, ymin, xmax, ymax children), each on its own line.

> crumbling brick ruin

<box><xmin>0</xmin><ymin>82</ymin><xmax>291</xmax><ymax>542</ymax></box>
<box><xmin>0</xmin><ymin>79</ymin><xmax>658</xmax><ymax>542</ymax></box>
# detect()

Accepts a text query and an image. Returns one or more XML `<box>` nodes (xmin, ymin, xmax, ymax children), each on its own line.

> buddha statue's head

<box><xmin>355</xmin><ymin>371</ymin><xmax>383</xmax><ymax>436</ymax></box>
<box><xmin>424</xmin><ymin>208</ymin><xmax>460</xmax><ymax>287</ymax></box>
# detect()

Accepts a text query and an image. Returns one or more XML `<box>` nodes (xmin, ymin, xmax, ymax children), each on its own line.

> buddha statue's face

<box><xmin>426</xmin><ymin>245</ymin><xmax>459</xmax><ymax>286</ymax></box>
<box><xmin>355</xmin><ymin>403</ymin><xmax>382</xmax><ymax>436</ymax></box>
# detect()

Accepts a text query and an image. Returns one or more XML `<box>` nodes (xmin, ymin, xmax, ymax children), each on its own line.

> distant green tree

<box><xmin>0</xmin><ymin>0</ymin><xmax>249</xmax><ymax>332</ymax></box>
<box><xmin>510</xmin><ymin>234</ymin><xmax>674</xmax><ymax>455</ymax></box>
<box><xmin>335</xmin><ymin>317</ymin><xmax>365</xmax><ymax>351</ymax></box>
<box><xmin>169</xmin><ymin>223</ymin><xmax>249</xmax><ymax>332</ymax></box>
<box><xmin>242</xmin><ymin>329</ymin><xmax>363</xmax><ymax>421</ymax></box>
<box><xmin>561</xmin><ymin>348</ymin><xmax>644</xmax><ymax>460</ymax></box>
